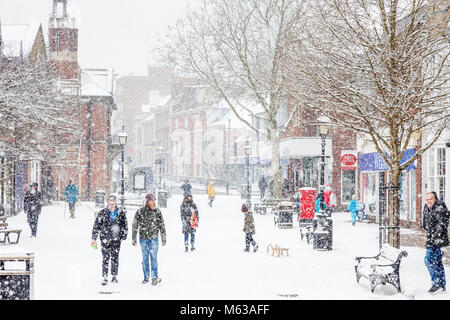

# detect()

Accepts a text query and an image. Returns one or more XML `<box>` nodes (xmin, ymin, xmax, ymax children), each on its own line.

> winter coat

<box><xmin>181</xmin><ymin>183</ymin><xmax>192</xmax><ymax>197</ymax></box>
<box><xmin>258</xmin><ymin>178</ymin><xmax>267</xmax><ymax>192</ymax></box>
<box><xmin>24</xmin><ymin>190</ymin><xmax>42</xmax><ymax>218</ymax></box>
<box><xmin>348</xmin><ymin>200</ymin><xmax>358</xmax><ymax>213</ymax></box>
<box><xmin>132</xmin><ymin>206</ymin><xmax>166</xmax><ymax>243</ymax></box>
<box><xmin>422</xmin><ymin>200</ymin><xmax>449</xmax><ymax>248</ymax></box>
<box><xmin>64</xmin><ymin>183</ymin><xmax>79</xmax><ymax>204</ymax></box>
<box><xmin>180</xmin><ymin>202</ymin><xmax>199</xmax><ymax>234</ymax></box>
<box><xmin>207</xmin><ymin>184</ymin><xmax>216</xmax><ymax>198</ymax></box>
<box><xmin>92</xmin><ymin>206</ymin><xmax>128</xmax><ymax>245</ymax></box>
<box><xmin>324</xmin><ymin>190</ymin><xmax>336</xmax><ymax>207</ymax></box>
<box><xmin>243</xmin><ymin>211</ymin><xmax>255</xmax><ymax>234</ymax></box>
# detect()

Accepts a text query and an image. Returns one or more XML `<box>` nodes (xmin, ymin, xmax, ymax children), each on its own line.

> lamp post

<box><xmin>312</xmin><ymin>116</ymin><xmax>332</xmax><ymax>251</ymax></box>
<box><xmin>244</xmin><ymin>140</ymin><xmax>252</xmax><ymax>210</ymax></box>
<box><xmin>118</xmin><ymin>126</ymin><xmax>128</xmax><ymax>210</ymax></box>
<box><xmin>317</xmin><ymin>116</ymin><xmax>331</xmax><ymax>213</ymax></box>
<box><xmin>157</xmin><ymin>146</ymin><xmax>164</xmax><ymax>187</ymax></box>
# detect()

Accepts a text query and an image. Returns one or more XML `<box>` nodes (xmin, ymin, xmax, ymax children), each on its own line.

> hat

<box><xmin>241</xmin><ymin>204</ymin><xmax>248</xmax><ymax>212</ymax></box>
<box><xmin>107</xmin><ymin>194</ymin><xmax>117</xmax><ymax>201</ymax></box>
<box><xmin>145</xmin><ymin>193</ymin><xmax>156</xmax><ymax>202</ymax></box>
<box><xmin>31</xmin><ymin>182</ymin><xmax>38</xmax><ymax>187</ymax></box>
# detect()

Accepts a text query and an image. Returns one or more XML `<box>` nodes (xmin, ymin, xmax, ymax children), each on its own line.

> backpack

<box><xmin>190</xmin><ymin>211</ymin><xmax>199</xmax><ymax>228</ymax></box>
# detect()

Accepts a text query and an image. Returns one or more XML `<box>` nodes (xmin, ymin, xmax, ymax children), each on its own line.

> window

<box><xmin>428</xmin><ymin>147</ymin><xmax>446</xmax><ymax>201</ymax></box>
<box><xmin>341</xmin><ymin>170</ymin><xmax>356</xmax><ymax>203</ymax></box>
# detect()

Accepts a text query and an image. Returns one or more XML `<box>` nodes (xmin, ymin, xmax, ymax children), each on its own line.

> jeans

<box><xmin>425</xmin><ymin>246</ymin><xmax>446</xmax><ymax>289</ymax></box>
<box><xmin>245</xmin><ymin>233</ymin><xmax>257</xmax><ymax>250</ymax></box>
<box><xmin>139</xmin><ymin>238</ymin><xmax>159</xmax><ymax>281</ymax></box>
<box><xmin>184</xmin><ymin>232</ymin><xmax>195</xmax><ymax>248</ymax></box>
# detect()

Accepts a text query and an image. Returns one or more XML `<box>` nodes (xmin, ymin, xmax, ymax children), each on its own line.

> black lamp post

<box><xmin>118</xmin><ymin>125</ymin><xmax>128</xmax><ymax>210</ymax></box>
<box><xmin>157</xmin><ymin>146</ymin><xmax>164</xmax><ymax>187</ymax></box>
<box><xmin>317</xmin><ymin>116</ymin><xmax>331</xmax><ymax>214</ymax></box>
<box><xmin>244</xmin><ymin>140</ymin><xmax>252</xmax><ymax>210</ymax></box>
<box><xmin>312</xmin><ymin>116</ymin><xmax>332</xmax><ymax>251</ymax></box>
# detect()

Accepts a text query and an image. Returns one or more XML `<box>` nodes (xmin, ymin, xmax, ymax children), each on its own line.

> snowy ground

<box><xmin>2</xmin><ymin>193</ymin><xmax>449</xmax><ymax>300</ymax></box>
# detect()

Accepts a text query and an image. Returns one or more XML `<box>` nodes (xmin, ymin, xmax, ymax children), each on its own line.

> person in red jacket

<box><xmin>323</xmin><ymin>184</ymin><xmax>336</xmax><ymax>210</ymax></box>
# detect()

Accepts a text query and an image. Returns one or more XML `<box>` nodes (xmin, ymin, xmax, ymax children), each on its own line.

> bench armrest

<box><xmin>355</xmin><ymin>253</ymin><xmax>381</xmax><ymax>264</ymax></box>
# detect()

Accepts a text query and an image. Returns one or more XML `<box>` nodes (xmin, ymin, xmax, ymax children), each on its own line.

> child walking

<box><xmin>242</xmin><ymin>204</ymin><xmax>258</xmax><ymax>252</ymax></box>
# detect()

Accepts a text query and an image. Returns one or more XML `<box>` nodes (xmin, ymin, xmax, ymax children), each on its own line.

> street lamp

<box><xmin>157</xmin><ymin>146</ymin><xmax>164</xmax><ymax>187</ymax></box>
<box><xmin>317</xmin><ymin>115</ymin><xmax>331</xmax><ymax>212</ymax></box>
<box><xmin>118</xmin><ymin>125</ymin><xmax>128</xmax><ymax>210</ymax></box>
<box><xmin>312</xmin><ymin>115</ymin><xmax>332</xmax><ymax>251</ymax></box>
<box><xmin>244</xmin><ymin>140</ymin><xmax>252</xmax><ymax>210</ymax></box>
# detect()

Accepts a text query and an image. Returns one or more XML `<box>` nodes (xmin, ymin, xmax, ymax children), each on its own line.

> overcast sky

<box><xmin>0</xmin><ymin>0</ymin><xmax>198</xmax><ymax>76</ymax></box>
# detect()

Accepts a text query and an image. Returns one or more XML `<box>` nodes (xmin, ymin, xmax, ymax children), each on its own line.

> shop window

<box><xmin>303</xmin><ymin>158</ymin><xmax>316</xmax><ymax>188</ymax></box>
<box><xmin>341</xmin><ymin>170</ymin><xmax>356</xmax><ymax>203</ymax></box>
<box><xmin>428</xmin><ymin>147</ymin><xmax>446</xmax><ymax>201</ymax></box>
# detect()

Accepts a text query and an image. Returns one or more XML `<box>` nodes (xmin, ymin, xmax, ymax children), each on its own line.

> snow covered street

<box><xmin>2</xmin><ymin>193</ymin><xmax>449</xmax><ymax>300</ymax></box>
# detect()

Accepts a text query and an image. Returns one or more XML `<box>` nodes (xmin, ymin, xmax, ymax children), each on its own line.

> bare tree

<box><xmin>155</xmin><ymin>0</ymin><xmax>307</xmax><ymax>198</ymax></box>
<box><xmin>286</xmin><ymin>0</ymin><xmax>449</xmax><ymax>247</ymax></box>
<box><xmin>0</xmin><ymin>57</ymin><xmax>80</xmax><ymax>176</ymax></box>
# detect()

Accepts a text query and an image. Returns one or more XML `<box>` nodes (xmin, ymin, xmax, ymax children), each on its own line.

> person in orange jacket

<box><xmin>207</xmin><ymin>181</ymin><xmax>216</xmax><ymax>207</ymax></box>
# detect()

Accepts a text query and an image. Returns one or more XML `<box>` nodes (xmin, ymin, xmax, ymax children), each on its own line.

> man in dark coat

<box><xmin>180</xmin><ymin>194</ymin><xmax>199</xmax><ymax>252</ymax></box>
<box><xmin>181</xmin><ymin>180</ymin><xmax>192</xmax><ymax>197</ymax></box>
<box><xmin>91</xmin><ymin>194</ymin><xmax>128</xmax><ymax>286</ymax></box>
<box><xmin>258</xmin><ymin>176</ymin><xmax>267</xmax><ymax>200</ymax></box>
<box><xmin>132</xmin><ymin>193</ymin><xmax>166</xmax><ymax>285</ymax></box>
<box><xmin>422</xmin><ymin>191</ymin><xmax>449</xmax><ymax>294</ymax></box>
<box><xmin>24</xmin><ymin>182</ymin><xmax>42</xmax><ymax>237</ymax></box>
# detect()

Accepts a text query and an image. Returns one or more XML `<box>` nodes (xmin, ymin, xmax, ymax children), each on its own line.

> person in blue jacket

<box><xmin>348</xmin><ymin>194</ymin><xmax>358</xmax><ymax>226</ymax></box>
<box><xmin>315</xmin><ymin>193</ymin><xmax>327</xmax><ymax>213</ymax></box>
<box><xmin>64</xmin><ymin>178</ymin><xmax>79</xmax><ymax>218</ymax></box>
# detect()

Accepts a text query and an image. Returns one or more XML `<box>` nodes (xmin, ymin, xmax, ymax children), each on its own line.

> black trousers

<box><xmin>26</xmin><ymin>211</ymin><xmax>39</xmax><ymax>237</ymax></box>
<box><xmin>101</xmin><ymin>240</ymin><xmax>121</xmax><ymax>278</ymax></box>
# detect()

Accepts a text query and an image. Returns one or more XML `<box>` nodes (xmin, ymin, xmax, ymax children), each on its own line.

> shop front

<box><xmin>359</xmin><ymin>148</ymin><xmax>417</xmax><ymax>223</ymax></box>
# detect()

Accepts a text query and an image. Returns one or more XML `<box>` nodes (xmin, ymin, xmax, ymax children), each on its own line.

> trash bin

<box><xmin>158</xmin><ymin>190</ymin><xmax>168</xmax><ymax>208</ymax></box>
<box><xmin>312</xmin><ymin>213</ymin><xmax>333</xmax><ymax>251</ymax></box>
<box><xmin>95</xmin><ymin>190</ymin><xmax>106</xmax><ymax>208</ymax></box>
<box><xmin>0</xmin><ymin>252</ymin><xmax>34</xmax><ymax>300</ymax></box>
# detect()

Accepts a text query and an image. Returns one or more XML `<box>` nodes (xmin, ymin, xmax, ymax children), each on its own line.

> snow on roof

<box><xmin>1</xmin><ymin>20</ymin><xmax>42</xmax><ymax>58</ymax></box>
<box><xmin>80</xmin><ymin>69</ymin><xmax>112</xmax><ymax>97</ymax></box>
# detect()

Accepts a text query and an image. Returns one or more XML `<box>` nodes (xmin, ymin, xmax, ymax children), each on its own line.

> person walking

<box><xmin>324</xmin><ymin>184</ymin><xmax>336</xmax><ymax>210</ymax></box>
<box><xmin>258</xmin><ymin>176</ymin><xmax>267</xmax><ymax>200</ymax></box>
<box><xmin>347</xmin><ymin>194</ymin><xmax>358</xmax><ymax>226</ymax></box>
<box><xmin>24</xmin><ymin>182</ymin><xmax>42</xmax><ymax>238</ymax></box>
<box><xmin>64</xmin><ymin>178</ymin><xmax>79</xmax><ymax>218</ymax></box>
<box><xmin>181</xmin><ymin>180</ymin><xmax>192</xmax><ymax>197</ymax></box>
<box><xmin>242</xmin><ymin>204</ymin><xmax>258</xmax><ymax>252</ymax></box>
<box><xmin>91</xmin><ymin>194</ymin><xmax>128</xmax><ymax>286</ymax></box>
<box><xmin>180</xmin><ymin>194</ymin><xmax>199</xmax><ymax>252</ymax></box>
<box><xmin>132</xmin><ymin>193</ymin><xmax>166</xmax><ymax>285</ymax></box>
<box><xmin>422</xmin><ymin>191</ymin><xmax>449</xmax><ymax>294</ymax></box>
<box><xmin>207</xmin><ymin>181</ymin><xmax>216</xmax><ymax>207</ymax></box>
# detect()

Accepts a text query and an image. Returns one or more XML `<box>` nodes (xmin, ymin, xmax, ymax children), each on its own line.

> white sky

<box><xmin>0</xmin><ymin>0</ymin><xmax>199</xmax><ymax>76</ymax></box>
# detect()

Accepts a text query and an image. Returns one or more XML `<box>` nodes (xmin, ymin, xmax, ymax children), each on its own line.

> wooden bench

<box><xmin>0</xmin><ymin>217</ymin><xmax>8</xmax><ymax>229</ymax></box>
<box><xmin>0</xmin><ymin>229</ymin><xmax>22</xmax><ymax>245</ymax></box>
<box><xmin>354</xmin><ymin>244</ymin><xmax>408</xmax><ymax>293</ymax></box>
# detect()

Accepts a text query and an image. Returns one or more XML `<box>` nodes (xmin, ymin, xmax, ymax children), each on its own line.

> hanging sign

<box><xmin>341</xmin><ymin>151</ymin><xmax>358</xmax><ymax>170</ymax></box>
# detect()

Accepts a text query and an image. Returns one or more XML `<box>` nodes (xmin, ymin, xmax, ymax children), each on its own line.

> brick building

<box><xmin>48</xmin><ymin>0</ymin><xmax>118</xmax><ymax>200</ymax></box>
